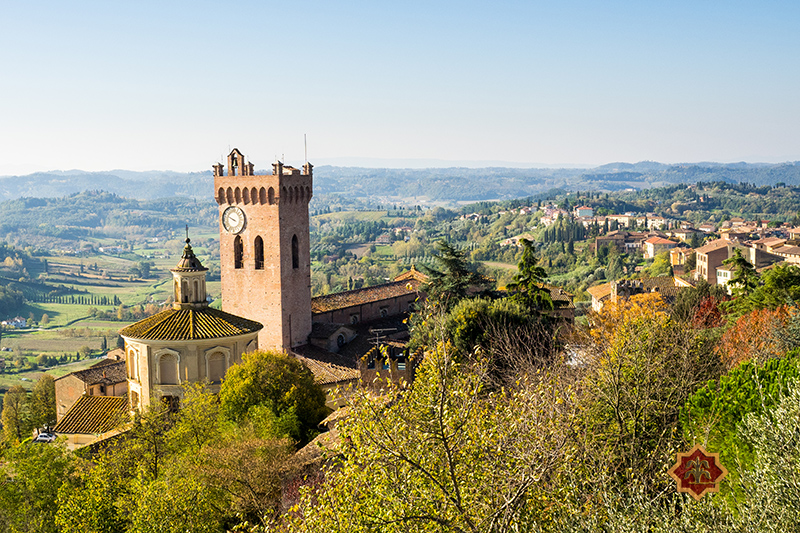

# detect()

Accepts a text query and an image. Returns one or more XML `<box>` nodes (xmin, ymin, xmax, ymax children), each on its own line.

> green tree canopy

<box><xmin>420</xmin><ymin>240</ymin><xmax>490</xmax><ymax>311</ymax></box>
<box><xmin>1</xmin><ymin>385</ymin><xmax>31</xmax><ymax>444</ymax></box>
<box><xmin>506</xmin><ymin>239</ymin><xmax>553</xmax><ymax>312</ymax></box>
<box><xmin>219</xmin><ymin>350</ymin><xmax>328</xmax><ymax>444</ymax></box>
<box><xmin>30</xmin><ymin>374</ymin><xmax>56</xmax><ymax>430</ymax></box>
<box><xmin>723</xmin><ymin>248</ymin><xmax>758</xmax><ymax>297</ymax></box>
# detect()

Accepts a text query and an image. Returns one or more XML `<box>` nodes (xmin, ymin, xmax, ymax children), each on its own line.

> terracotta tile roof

<box><xmin>393</xmin><ymin>267</ymin><xmax>429</xmax><ymax>283</ymax></box>
<box><xmin>120</xmin><ymin>306</ymin><xmax>262</xmax><ymax>341</ymax></box>
<box><xmin>544</xmin><ymin>284</ymin><xmax>575</xmax><ymax>309</ymax></box>
<box><xmin>291</xmin><ymin>345</ymin><xmax>360</xmax><ymax>385</ymax></box>
<box><xmin>54</xmin><ymin>396</ymin><xmax>127</xmax><ymax>435</ymax></box>
<box><xmin>645</xmin><ymin>237</ymin><xmax>676</xmax><ymax>245</ymax></box>
<box><xmin>311</xmin><ymin>279</ymin><xmax>423</xmax><ymax>315</ymax></box>
<box><xmin>57</xmin><ymin>360</ymin><xmax>126</xmax><ymax>386</ymax></box>
<box><xmin>587</xmin><ymin>283</ymin><xmax>612</xmax><ymax>300</ymax></box>
<box><xmin>640</xmin><ymin>276</ymin><xmax>683</xmax><ymax>298</ymax></box>
<box><xmin>753</xmin><ymin>237</ymin><xmax>786</xmax><ymax>246</ymax></box>
<box><xmin>774</xmin><ymin>245</ymin><xmax>800</xmax><ymax>256</ymax></box>
<box><xmin>696</xmin><ymin>239</ymin><xmax>730</xmax><ymax>254</ymax></box>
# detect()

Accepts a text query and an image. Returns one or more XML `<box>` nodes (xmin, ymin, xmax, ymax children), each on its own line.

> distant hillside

<box><xmin>0</xmin><ymin>170</ymin><xmax>214</xmax><ymax>200</ymax></box>
<box><xmin>2</xmin><ymin>161</ymin><xmax>799</xmax><ymax>204</ymax></box>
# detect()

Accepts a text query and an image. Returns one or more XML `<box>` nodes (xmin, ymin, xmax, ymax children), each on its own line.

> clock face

<box><xmin>222</xmin><ymin>206</ymin><xmax>246</xmax><ymax>234</ymax></box>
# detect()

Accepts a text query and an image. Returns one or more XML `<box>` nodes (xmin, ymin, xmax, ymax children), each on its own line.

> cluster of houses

<box><xmin>587</xmin><ymin>218</ymin><xmax>800</xmax><ymax>312</ymax></box>
<box><xmin>1</xmin><ymin>317</ymin><xmax>27</xmax><ymax>329</ymax></box>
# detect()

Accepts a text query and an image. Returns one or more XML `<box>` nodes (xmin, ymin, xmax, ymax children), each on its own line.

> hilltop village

<box><xmin>1</xmin><ymin>157</ymin><xmax>800</xmax><ymax>531</ymax></box>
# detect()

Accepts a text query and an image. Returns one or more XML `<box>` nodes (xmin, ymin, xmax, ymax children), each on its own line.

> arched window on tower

<box><xmin>259</xmin><ymin>187</ymin><xmax>267</xmax><ymax>205</ymax></box>
<box><xmin>234</xmin><ymin>236</ymin><xmax>244</xmax><ymax>269</ymax></box>
<box><xmin>291</xmin><ymin>235</ymin><xmax>299</xmax><ymax>269</ymax></box>
<box><xmin>254</xmin><ymin>236</ymin><xmax>264</xmax><ymax>270</ymax></box>
<box><xmin>217</xmin><ymin>188</ymin><xmax>225</xmax><ymax>204</ymax></box>
<box><xmin>268</xmin><ymin>187</ymin><xmax>275</xmax><ymax>205</ymax></box>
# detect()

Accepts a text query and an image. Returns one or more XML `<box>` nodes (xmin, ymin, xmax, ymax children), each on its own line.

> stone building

<box><xmin>310</xmin><ymin>268</ymin><xmax>426</xmax><ymax>326</ymax></box>
<box><xmin>694</xmin><ymin>239</ymin><xmax>732</xmax><ymax>283</ymax></box>
<box><xmin>214</xmin><ymin>149</ymin><xmax>312</xmax><ymax>351</ymax></box>
<box><xmin>54</xmin><ymin>356</ymin><xmax>127</xmax><ymax>422</ymax></box>
<box><xmin>120</xmin><ymin>237</ymin><xmax>262</xmax><ymax>411</ymax></box>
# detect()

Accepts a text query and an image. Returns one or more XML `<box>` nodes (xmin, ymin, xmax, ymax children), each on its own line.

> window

<box><xmin>380</xmin><ymin>307</ymin><xmax>389</xmax><ymax>318</ymax></box>
<box><xmin>350</xmin><ymin>314</ymin><xmax>359</xmax><ymax>325</ymax></box>
<box><xmin>292</xmin><ymin>235</ymin><xmax>299</xmax><ymax>269</ymax></box>
<box><xmin>254</xmin><ymin>236</ymin><xmax>264</xmax><ymax>270</ymax></box>
<box><xmin>159</xmin><ymin>354</ymin><xmax>178</xmax><ymax>385</ymax></box>
<box><xmin>207</xmin><ymin>352</ymin><xmax>226</xmax><ymax>384</ymax></box>
<box><xmin>234</xmin><ymin>236</ymin><xmax>243</xmax><ymax>269</ymax></box>
<box><xmin>130</xmin><ymin>391</ymin><xmax>140</xmax><ymax>411</ymax></box>
<box><xmin>337</xmin><ymin>334</ymin><xmax>346</xmax><ymax>347</ymax></box>
<box><xmin>268</xmin><ymin>187</ymin><xmax>275</xmax><ymax>205</ymax></box>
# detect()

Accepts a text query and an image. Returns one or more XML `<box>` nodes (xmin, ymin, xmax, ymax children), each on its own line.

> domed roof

<box><xmin>120</xmin><ymin>307</ymin><xmax>262</xmax><ymax>341</ymax></box>
<box><xmin>172</xmin><ymin>238</ymin><xmax>207</xmax><ymax>272</ymax></box>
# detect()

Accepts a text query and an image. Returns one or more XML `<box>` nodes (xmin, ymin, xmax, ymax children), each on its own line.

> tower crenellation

<box><xmin>215</xmin><ymin>148</ymin><xmax>313</xmax><ymax>351</ymax></box>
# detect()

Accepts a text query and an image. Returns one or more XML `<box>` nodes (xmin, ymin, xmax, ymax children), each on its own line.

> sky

<box><xmin>1</xmin><ymin>0</ymin><xmax>799</xmax><ymax>174</ymax></box>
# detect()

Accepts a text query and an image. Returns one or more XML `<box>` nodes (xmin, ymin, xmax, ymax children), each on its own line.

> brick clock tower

<box><xmin>214</xmin><ymin>148</ymin><xmax>313</xmax><ymax>351</ymax></box>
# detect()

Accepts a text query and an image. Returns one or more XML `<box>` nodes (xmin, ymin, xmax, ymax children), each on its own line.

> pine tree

<box><xmin>507</xmin><ymin>239</ymin><xmax>553</xmax><ymax>312</ymax></box>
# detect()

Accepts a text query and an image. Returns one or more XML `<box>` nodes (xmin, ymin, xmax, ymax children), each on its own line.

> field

<box><xmin>0</xmin><ymin>357</ymin><xmax>98</xmax><ymax>396</ymax></box>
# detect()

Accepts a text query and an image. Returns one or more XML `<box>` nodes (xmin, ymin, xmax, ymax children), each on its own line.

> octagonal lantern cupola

<box><xmin>172</xmin><ymin>235</ymin><xmax>209</xmax><ymax>309</ymax></box>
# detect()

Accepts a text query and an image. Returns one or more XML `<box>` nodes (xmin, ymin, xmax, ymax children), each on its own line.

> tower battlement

<box><xmin>214</xmin><ymin>148</ymin><xmax>313</xmax><ymax>351</ymax></box>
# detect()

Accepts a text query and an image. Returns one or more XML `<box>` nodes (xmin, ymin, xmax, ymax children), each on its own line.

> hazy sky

<box><xmin>1</xmin><ymin>0</ymin><xmax>798</xmax><ymax>174</ymax></box>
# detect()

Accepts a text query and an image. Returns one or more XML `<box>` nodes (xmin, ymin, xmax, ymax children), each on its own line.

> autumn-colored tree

<box><xmin>717</xmin><ymin>306</ymin><xmax>790</xmax><ymax>367</ymax></box>
<box><xmin>691</xmin><ymin>295</ymin><xmax>725</xmax><ymax>329</ymax></box>
<box><xmin>578</xmin><ymin>292</ymin><xmax>721</xmax><ymax>488</ymax></box>
<box><xmin>588</xmin><ymin>292</ymin><xmax>668</xmax><ymax>348</ymax></box>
